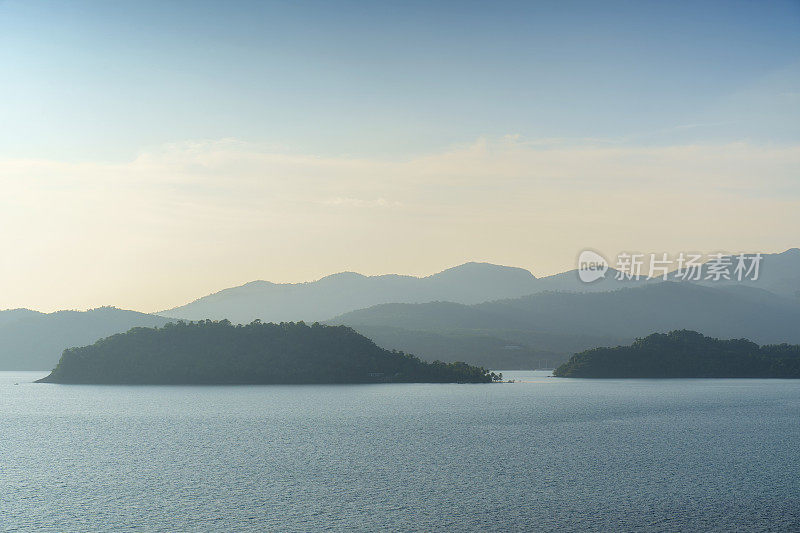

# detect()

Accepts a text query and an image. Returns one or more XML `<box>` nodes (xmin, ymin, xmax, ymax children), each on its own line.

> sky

<box><xmin>1</xmin><ymin>0</ymin><xmax>799</xmax><ymax>312</ymax></box>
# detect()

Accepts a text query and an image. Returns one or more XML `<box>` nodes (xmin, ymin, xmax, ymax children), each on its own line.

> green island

<box><xmin>36</xmin><ymin>320</ymin><xmax>501</xmax><ymax>384</ymax></box>
<box><xmin>553</xmin><ymin>330</ymin><xmax>800</xmax><ymax>378</ymax></box>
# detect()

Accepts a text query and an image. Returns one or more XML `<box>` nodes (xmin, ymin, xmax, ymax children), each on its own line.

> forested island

<box><xmin>37</xmin><ymin>320</ymin><xmax>500</xmax><ymax>384</ymax></box>
<box><xmin>553</xmin><ymin>330</ymin><xmax>800</xmax><ymax>378</ymax></box>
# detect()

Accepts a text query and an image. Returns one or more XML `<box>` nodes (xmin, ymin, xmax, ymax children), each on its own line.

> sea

<box><xmin>1</xmin><ymin>370</ymin><xmax>799</xmax><ymax>532</ymax></box>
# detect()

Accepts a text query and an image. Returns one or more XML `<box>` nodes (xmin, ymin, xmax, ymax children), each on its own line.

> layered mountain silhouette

<box><xmin>165</xmin><ymin>249</ymin><xmax>799</xmax><ymax>326</ymax></box>
<box><xmin>2</xmin><ymin>249</ymin><xmax>798</xmax><ymax>370</ymax></box>
<box><xmin>164</xmin><ymin>262</ymin><xmax>542</xmax><ymax>324</ymax></box>
<box><xmin>329</xmin><ymin>282</ymin><xmax>800</xmax><ymax>368</ymax></box>
<box><xmin>667</xmin><ymin>248</ymin><xmax>800</xmax><ymax>298</ymax></box>
<box><xmin>164</xmin><ymin>262</ymin><xmax>659</xmax><ymax>325</ymax></box>
<box><xmin>0</xmin><ymin>307</ymin><xmax>171</xmax><ymax>370</ymax></box>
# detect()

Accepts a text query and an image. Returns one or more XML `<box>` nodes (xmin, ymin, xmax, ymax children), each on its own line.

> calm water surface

<box><xmin>1</xmin><ymin>370</ymin><xmax>799</xmax><ymax>532</ymax></box>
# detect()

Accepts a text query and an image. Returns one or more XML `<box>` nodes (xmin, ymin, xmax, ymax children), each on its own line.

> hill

<box><xmin>163</xmin><ymin>249</ymin><xmax>799</xmax><ymax>327</ymax></box>
<box><xmin>345</xmin><ymin>325</ymin><xmax>580</xmax><ymax>370</ymax></box>
<box><xmin>4</xmin><ymin>249</ymin><xmax>798</xmax><ymax>371</ymax></box>
<box><xmin>475</xmin><ymin>282</ymin><xmax>800</xmax><ymax>342</ymax></box>
<box><xmin>36</xmin><ymin>320</ymin><xmax>499</xmax><ymax>384</ymax></box>
<box><xmin>553</xmin><ymin>330</ymin><xmax>800</xmax><ymax>378</ymax></box>
<box><xmin>163</xmin><ymin>262</ymin><xmax>540</xmax><ymax>324</ymax></box>
<box><xmin>330</xmin><ymin>282</ymin><xmax>800</xmax><ymax>368</ymax></box>
<box><xmin>668</xmin><ymin>248</ymin><xmax>800</xmax><ymax>299</ymax></box>
<box><xmin>0</xmin><ymin>307</ymin><xmax>172</xmax><ymax>370</ymax></box>
<box><xmin>0</xmin><ymin>308</ymin><xmax>45</xmax><ymax>328</ymax></box>
<box><xmin>335</xmin><ymin>282</ymin><xmax>800</xmax><ymax>342</ymax></box>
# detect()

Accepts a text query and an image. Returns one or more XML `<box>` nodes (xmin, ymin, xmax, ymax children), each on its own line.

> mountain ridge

<box><xmin>329</xmin><ymin>281</ymin><xmax>800</xmax><ymax>368</ymax></box>
<box><xmin>2</xmin><ymin>249</ymin><xmax>798</xmax><ymax>370</ymax></box>
<box><xmin>0</xmin><ymin>307</ymin><xmax>172</xmax><ymax>370</ymax></box>
<box><xmin>163</xmin><ymin>249</ymin><xmax>800</xmax><ymax>325</ymax></box>
<box><xmin>163</xmin><ymin>261</ymin><xmax>541</xmax><ymax>324</ymax></box>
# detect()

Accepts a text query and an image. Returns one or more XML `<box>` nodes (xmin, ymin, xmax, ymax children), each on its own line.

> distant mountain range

<box><xmin>669</xmin><ymin>248</ymin><xmax>800</xmax><ymax>298</ymax></box>
<box><xmin>0</xmin><ymin>307</ymin><xmax>170</xmax><ymax>370</ymax></box>
<box><xmin>164</xmin><ymin>249</ymin><xmax>800</xmax><ymax>325</ymax></box>
<box><xmin>163</xmin><ymin>262</ymin><xmax>542</xmax><ymax>324</ymax></box>
<box><xmin>333</xmin><ymin>280</ymin><xmax>800</xmax><ymax>338</ymax></box>
<box><xmin>2</xmin><ymin>248</ymin><xmax>798</xmax><ymax>370</ymax></box>
<box><xmin>327</xmin><ymin>281</ymin><xmax>800</xmax><ymax>368</ymax></box>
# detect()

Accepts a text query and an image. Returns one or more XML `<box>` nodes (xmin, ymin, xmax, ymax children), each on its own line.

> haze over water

<box><xmin>3</xmin><ymin>371</ymin><xmax>798</xmax><ymax>532</ymax></box>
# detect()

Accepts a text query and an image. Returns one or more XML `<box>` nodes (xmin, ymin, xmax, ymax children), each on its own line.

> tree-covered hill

<box><xmin>36</xmin><ymin>320</ymin><xmax>499</xmax><ymax>384</ymax></box>
<box><xmin>553</xmin><ymin>330</ymin><xmax>800</xmax><ymax>378</ymax></box>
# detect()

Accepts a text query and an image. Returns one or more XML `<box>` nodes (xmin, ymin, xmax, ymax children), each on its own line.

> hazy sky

<box><xmin>1</xmin><ymin>0</ymin><xmax>799</xmax><ymax>312</ymax></box>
